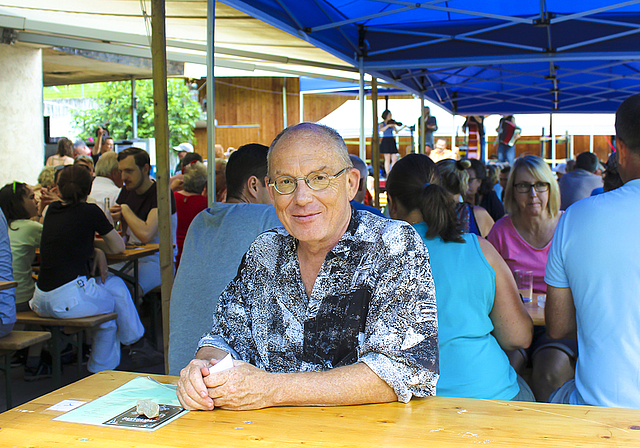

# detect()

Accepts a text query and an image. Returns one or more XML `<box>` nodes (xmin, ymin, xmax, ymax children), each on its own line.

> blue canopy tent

<box><xmin>220</xmin><ymin>0</ymin><xmax>640</xmax><ymax>115</ymax></box>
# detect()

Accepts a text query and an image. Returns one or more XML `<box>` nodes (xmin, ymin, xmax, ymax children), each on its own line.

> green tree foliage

<box><xmin>72</xmin><ymin>79</ymin><xmax>202</xmax><ymax>147</ymax></box>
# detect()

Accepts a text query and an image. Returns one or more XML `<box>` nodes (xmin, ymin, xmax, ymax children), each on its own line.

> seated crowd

<box><xmin>0</xmin><ymin>94</ymin><xmax>637</xmax><ymax>411</ymax></box>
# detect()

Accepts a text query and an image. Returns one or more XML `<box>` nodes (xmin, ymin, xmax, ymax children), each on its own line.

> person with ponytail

<box><xmin>386</xmin><ymin>153</ymin><xmax>534</xmax><ymax>401</ymax></box>
<box><xmin>436</xmin><ymin>158</ymin><xmax>494</xmax><ymax>237</ymax></box>
<box><xmin>30</xmin><ymin>165</ymin><xmax>146</xmax><ymax>373</ymax></box>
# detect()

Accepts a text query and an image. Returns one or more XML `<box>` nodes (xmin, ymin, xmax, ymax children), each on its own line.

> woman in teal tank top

<box><xmin>386</xmin><ymin>154</ymin><xmax>534</xmax><ymax>401</ymax></box>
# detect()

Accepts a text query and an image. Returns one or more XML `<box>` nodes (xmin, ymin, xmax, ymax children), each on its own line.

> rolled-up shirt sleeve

<box><xmin>358</xmin><ymin>226</ymin><xmax>439</xmax><ymax>402</ymax></box>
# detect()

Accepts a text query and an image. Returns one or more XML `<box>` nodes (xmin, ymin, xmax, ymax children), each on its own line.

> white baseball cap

<box><xmin>173</xmin><ymin>142</ymin><xmax>194</xmax><ymax>153</ymax></box>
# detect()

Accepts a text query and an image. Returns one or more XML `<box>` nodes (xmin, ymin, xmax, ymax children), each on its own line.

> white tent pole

<box><xmin>282</xmin><ymin>79</ymin><xmax>288</xmax><ymax>128</ymax></box>
<box><xmin>131</xmin><ymin>76</ymin><xmax>138</xmax><ymax>139</ymax></box>
<box><xmin>207</xmin><ymin>0</ymin><xmax>216</xmax><ymax>207</ymax></box>
<box><xmin>299</xmin><ymin>91</ymin><xmax>304</xmax><ymax>123</ymax></box>
<box><xmin>419</xmin><ymin>94</ymin><xmax>426</xmax><ymax>154</ymax></box>
<box><xmin>359</xmin><ymin>57</ymin><xmax>365</xmax><ymax>160</ymax></box>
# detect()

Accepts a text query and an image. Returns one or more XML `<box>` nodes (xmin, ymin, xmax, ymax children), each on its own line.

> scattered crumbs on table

<box><xmin>457</xmin><ymin>409</ymin><xmax>467</xmax><ymax>414</ymax></box>
<box><xmin>430</xmin><ymin>428</ymin><xmax>444</xmax><ymax>432</ymax></box>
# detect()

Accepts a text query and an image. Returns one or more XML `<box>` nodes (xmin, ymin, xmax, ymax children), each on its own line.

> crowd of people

<box><xmin>0</xmin><ymin>94</ymin><xmax>637</xmax><ymax>413</ymax></box>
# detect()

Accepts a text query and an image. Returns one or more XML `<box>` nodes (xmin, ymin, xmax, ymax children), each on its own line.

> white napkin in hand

<box><xmin>209</xmin><ymin>353</ymin><xmax>234</xmax><ymax>375</ymax></box>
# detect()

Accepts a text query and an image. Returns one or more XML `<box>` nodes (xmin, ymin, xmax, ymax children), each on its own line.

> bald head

<box><xmin>268</xmin><ymin>123</ymin><xmax>352</xmax><ymax>177</ymax></box>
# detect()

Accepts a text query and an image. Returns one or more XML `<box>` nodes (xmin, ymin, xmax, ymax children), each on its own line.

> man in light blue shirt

<box><xmin>0</xmin><ymin>208</ymin><xmax>16</xmax><ymax>338</ymax></box>
<box><xmin>545</xmin><ymin>93</ymin><xmax>640</xmax><ymax>408</ymax></box>
<box><xmin>168</xmin><ymin>144</ymin><xmax>281</xmax><ymax>375</ymax></box>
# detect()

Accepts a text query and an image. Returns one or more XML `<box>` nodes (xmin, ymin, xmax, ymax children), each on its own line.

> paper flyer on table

<box><xmin>53</xmin><ymin>376</ymin><xmax>187</xmax><ymax>431</ymax></box>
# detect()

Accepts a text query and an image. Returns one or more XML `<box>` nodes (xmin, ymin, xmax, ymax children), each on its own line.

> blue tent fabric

<box><xmin>221</xmin><ymin>0</ymin><xmax>640</xmax><ymax>114</ymax></box>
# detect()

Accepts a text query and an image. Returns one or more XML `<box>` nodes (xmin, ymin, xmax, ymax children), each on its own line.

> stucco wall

<box><xmin>0</xmin><ymin>44</ymin><xmax>43</xmax><ymax>186</ymax></box>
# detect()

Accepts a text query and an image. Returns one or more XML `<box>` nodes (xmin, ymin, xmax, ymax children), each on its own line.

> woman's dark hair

<box><xmin>57</xmin><ymin>137</ymin><xmax>73</xmax><ymax>157</ymax></box>
<box><xmin>382</xmin><ymin>110</ymin><xmax>391</xmax><ymax>120</ymax></box>
<box><xmin>0</xmin><ymin>182</ymin><xmax>31</xmax><ymax>225</ymax></box>
<box><xmin>57</xmin><ymin>165</ymin><xmax>93</xmax><ymax>204</ymax></box>
<box><xmin>387</xmin><ymin>154</ymin><xmax>464</xmax><ymax>243</ymax></box>
<box><xmin>467</xmin><ymin>158</ymin><xmax>494</xmax><ymax>201</ymax></box>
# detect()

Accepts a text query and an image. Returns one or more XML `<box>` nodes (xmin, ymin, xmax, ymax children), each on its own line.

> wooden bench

<box><xmin>15</xmin><ymin>311</ymin><xmax>118</xmax><ymax>388</ymax></box>
<box><xmin>0</xmin><ymin>330</ymin><xmax>51</xmax><ymax>409</ymax></box>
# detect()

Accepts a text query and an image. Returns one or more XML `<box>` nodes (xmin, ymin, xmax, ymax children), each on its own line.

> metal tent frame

<box><xmin>220</xmin><ymin>0</ymin><xmax>640</xmax><ymax>114</ymax></box>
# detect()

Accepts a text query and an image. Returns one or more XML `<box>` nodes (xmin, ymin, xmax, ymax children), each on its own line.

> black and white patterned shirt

<box><xmin>198</xmin><ymin>209</ymin><xmax>439</xmax><ymax>402</ymax></box>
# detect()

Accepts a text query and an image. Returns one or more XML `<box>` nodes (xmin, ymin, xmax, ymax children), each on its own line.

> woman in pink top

<box><xmin>488</xmin><ymin>155</ymin><xmax>575</xmax><ymax>403</ymax></box>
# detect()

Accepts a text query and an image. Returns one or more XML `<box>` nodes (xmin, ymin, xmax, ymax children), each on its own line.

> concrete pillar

<box><xmin>0</xmin><ymin>44</ymin><xmax>43</xmax><ymax>186</ymax></box>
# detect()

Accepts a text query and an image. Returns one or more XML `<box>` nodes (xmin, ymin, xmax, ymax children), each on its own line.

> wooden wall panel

<box><xmin>303</xmin><ymin>94</ymin><xmax>354</xmax><ymax>123</ymax></box>
<box><xmin>198</xmin><ymin>77</ymin><xmax>300</xmax><ymax>152</ymax></box>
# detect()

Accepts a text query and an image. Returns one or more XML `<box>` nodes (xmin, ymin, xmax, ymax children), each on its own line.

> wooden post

<box><xmin>371</xmin><ymin>78</ymin><xmax>380</xmax><ymax>209</ymax></box>
<box><xmin>151</xmin><ymin>0</ymin><xmax>174</xmax><ymax>373</ymax></box>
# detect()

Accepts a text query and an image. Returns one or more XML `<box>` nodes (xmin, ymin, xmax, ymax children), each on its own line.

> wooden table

<box><xmin>524</xmin><ymin>301</ymin><xmax>545</xmax><ymax>326</ymax></box>
<box><xmin>15</xmin><ymin>311</ymin><xmax>118</xmax><ymax>388</ymax></box>
<box><xmin>107</xmin><ymin>243</ymin><xmax>159</xmax><ymax>304</ymax></box>
<box><xmin>0</xmin><ymin>330</ymin><xmax>52</xmax><ymax>409</ymax></box>
<box><xmin>2</xmin><ymin>371</ymin><xmax>640</xmax><ymax>447</ymax></box>
<box><xmin>0</xmin><ymin>280</ymin><xmax>17</xmax><ymax>291</ymax></box>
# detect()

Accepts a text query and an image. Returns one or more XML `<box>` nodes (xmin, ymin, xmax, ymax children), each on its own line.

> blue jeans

<box><xmin>497</xmin><ymin>142</ymin><xmax>515</xmax><ymax>165</ymax></box>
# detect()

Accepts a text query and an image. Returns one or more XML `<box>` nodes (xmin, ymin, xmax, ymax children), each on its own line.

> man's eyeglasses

<box><xmin>269</xmin><ymin>167</ymin><xmax>350</xmax><ymax>195</ymax></box>
<box><xmin>514</xmin><ymin>182</ymin><xmax>550</xmax><ymax>193</ymax></box>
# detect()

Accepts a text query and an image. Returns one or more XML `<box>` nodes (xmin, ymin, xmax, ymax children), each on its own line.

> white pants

<box><xmin>111</xmin><ymin>253</ymin><xmax>161</xmax><ymax>296</ymax></box>
<box><xmin>30</xmin><ymin>276</ymin><xmax>145</xmax><ymax>373</ymax></box>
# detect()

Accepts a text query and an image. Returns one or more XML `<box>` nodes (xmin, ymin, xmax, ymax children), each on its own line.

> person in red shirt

<box><xmin>174</xmin><ymin>161</ymin><xmax>208</xmax><ymax>268</ymax></box>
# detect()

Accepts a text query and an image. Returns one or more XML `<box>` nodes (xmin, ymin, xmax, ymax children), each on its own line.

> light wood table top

<box><xmin>105</xmin><ymin>243</ymin><xmax>160</xmax><ymax>263</ymax></box>
<box><xmin>0</xmin><ymin>330</ymin><xmax>51</xmax><ymax>351</ymax></box>
<box><xmin>34</xmin><ymin>244</ymin><xmax>159</xmax><ymax>264</ymax></box>
<box><xmin>0</xmin><ymin>280</ymin><xmax>17</xmax><ymax>291</ymax></box>
<box><xmin>524</xmin><ymin>301</ymin><xmax>546</xmax><ymax>326</ymax></box>
<box><xmin>15</xmin><ymin>310</ymin><xmax>118</xmax><ymax>328</ymax></box>
<box><xmin>2</xmin><ymin>370</ymin><xmax>640</xmax><ymax>447</ymax></box>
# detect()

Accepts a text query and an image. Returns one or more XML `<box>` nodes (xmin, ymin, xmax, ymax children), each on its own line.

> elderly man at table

<box><xmin>168</xmin><ymin>143</ymin><xmax>281</xmax><ymax>375</ymax></box>
<box><xmin>110</xmin><ymin>147</ymin><xmax>176</xmax><ymax>295</ymax></box>
<box><xmin>90</xmin><ymin>152</ymin><xmax>122</xmax><ymax>222</ymax></box>
<box><xmin>545</xmin><ymin>93</ymin><xmax>640</xmax><ymax>408</ymax></box>
<box><xmin>177</xmin><ymin>123</ymin><xmax>438</xmax><ymax>411</ymax></box>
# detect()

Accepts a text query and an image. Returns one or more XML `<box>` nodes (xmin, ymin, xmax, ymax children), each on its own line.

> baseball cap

<box><xmin>552</xmin><ymin>162</ymin><xmax>566</xmax><ymax>174</ymax></box>
<box><xmin>173</xmin><ymin>142</ymin><xmax>194</xmax><ymax>153</ymax></box>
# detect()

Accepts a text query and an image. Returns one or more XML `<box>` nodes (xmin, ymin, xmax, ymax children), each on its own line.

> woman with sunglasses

<box><xmin>487</xmin><ymin>155</ymin><xmax>575</xmax><ymax>402</ymax></box>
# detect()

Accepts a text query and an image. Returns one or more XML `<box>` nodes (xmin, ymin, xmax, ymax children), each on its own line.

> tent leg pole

<box><xmin>206</xmin><ymin>0</ymin><xmax>216</xmax><ymax>207</ymax></box>
<box><xmin>359</xmin><ymin>57</ymin><xmax>365</xmax><ymax>160</ymax></box>
<box><xmin>371</xmin><ymin>78</ymin><xmax>379</xmax><ymax>210</ymax></box>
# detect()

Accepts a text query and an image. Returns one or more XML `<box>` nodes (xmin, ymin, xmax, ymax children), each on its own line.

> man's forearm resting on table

<box><xmin>194</xmin><ymin>347</ymin><xmax>397</xmax><ymax>409</ymax></box>
<box><xmin>266</xmin><ymin>362</ymin><xmax>397</xmax><ymax>407</ymax></box>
